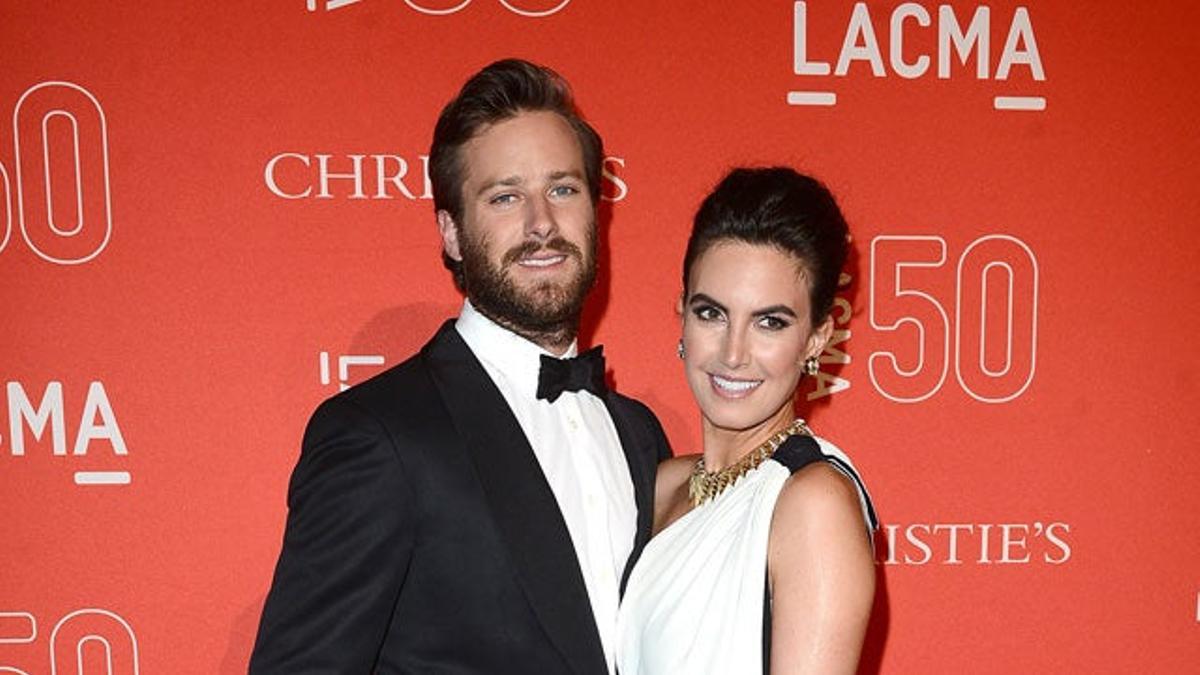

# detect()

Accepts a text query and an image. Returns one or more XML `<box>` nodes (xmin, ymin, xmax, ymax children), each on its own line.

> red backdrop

<box><xmin>2</xmin><ymin>1</ymin><xmax>1197</xmax><ymax>672</ymax></box>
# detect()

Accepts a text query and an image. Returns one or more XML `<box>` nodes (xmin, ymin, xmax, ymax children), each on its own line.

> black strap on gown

<box><xmin>761</xmin><ymin>434</ymin><xmax>878</xmax><ymax>673</ymax></box>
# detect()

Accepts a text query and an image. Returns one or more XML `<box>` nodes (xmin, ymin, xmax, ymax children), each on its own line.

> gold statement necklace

<box><xmin>688</xmin><ymin>418</ymin><xmax>812</xmax><ymax>507</ymax></box>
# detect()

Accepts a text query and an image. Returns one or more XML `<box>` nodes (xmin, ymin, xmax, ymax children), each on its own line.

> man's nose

<box><xmin>525</xmin><ymin>193</ymin><xmax>558</xmax><ymax>239</ymax></box>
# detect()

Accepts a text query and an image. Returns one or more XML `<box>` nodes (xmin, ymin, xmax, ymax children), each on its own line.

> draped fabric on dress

<box><xmin>616</xmin><ymin>434</ymin><xmax>875</xmax><ymax>675</ymax></box>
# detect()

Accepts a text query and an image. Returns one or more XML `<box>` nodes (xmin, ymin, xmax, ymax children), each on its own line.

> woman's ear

<box><xmin>804</xmin><ymin>315</ymin><xmax>835</xmax><ymax>362</ymax></box>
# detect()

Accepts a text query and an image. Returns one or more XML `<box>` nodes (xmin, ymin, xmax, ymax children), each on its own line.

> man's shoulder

<box><xmin>324</xmin><ymin>352</ymin><xmax>419</xmax><ymax>411</ymax></box>
<box><xmin>330</xmin><ymin>321</ymin><xmax>466</xmax><ymax>405</ymax></box>
<box><xmin>603</xmin><ymin>388</ymin><xmax>671</xmax><ymax>459</ymax></box>
<box><xmin>604</xmin><ymin>388</ymin><xmax>656</xmax><ymax>420</ymax></box>
<box><xmin>301</xmin><ymin>352</ymin><xmax>430</xmax><ymax>435</ymax></box>
<box><xmin>313</xmin><ymin>327</ymin><xmax>459</xmax><ymax>425</ymax></box>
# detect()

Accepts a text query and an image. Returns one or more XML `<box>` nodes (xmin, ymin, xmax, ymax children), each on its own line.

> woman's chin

<box><xmin>699</xmin><ymin>409</ymin><xmax>771</xmax><ymax>435</ymax></box>
<box><xmin>696</xmin><ymin>397</ymin><xmax>799</xmax><ymax>437</ymax></box>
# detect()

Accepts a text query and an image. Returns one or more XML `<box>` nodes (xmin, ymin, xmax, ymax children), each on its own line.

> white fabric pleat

<box><xmin>616</xmin><ymin>437</ymin><xmax>873</xmax><ymax>675</ymax></box>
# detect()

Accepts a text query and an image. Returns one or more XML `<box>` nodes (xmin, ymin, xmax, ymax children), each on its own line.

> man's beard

<box><xmin>458</xmin><ymin>227</ymin><xmax>597</xmax><ymax>344</ymax></box>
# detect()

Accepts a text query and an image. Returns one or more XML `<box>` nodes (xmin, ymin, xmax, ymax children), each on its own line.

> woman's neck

<box><xmin>701</xmin><ymin>406</ymin><xmax>796</xmax><ymax>471</ymax></box>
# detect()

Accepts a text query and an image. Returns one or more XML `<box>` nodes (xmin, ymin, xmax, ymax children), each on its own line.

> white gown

<box><xmin>615</xmin><ymin>434</ymin><xmax>876</xmax><ymax>675</ymax></box>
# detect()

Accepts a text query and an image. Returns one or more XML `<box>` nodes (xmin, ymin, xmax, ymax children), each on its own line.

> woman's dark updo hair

<box><xmin>682</xmin><ymin>167</ymin><xmax>849</xmax><ymax>327</ymax></box>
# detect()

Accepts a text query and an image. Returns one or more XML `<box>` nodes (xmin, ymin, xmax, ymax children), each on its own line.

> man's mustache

<box><xmin>501</xmin><ymin>237</ymin><xmax>583</xmax><ymax>267</ymax></box>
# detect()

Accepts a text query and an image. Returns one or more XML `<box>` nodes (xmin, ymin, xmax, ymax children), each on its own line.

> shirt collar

<box><xmin>455</xmin><ymin>299</ymin><xmax>578</xmax><ymax>397</ymax></box>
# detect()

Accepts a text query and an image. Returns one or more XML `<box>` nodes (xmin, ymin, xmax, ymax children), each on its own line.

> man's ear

<box><xmin>804</xmin><ymin>315</ymin><xmax>835</xmax><ymax>362</ymax></box>
<box><xmin>437</xmin><ymin>210</ymin><xmax>462</xmax><ymax>262</ymax></box>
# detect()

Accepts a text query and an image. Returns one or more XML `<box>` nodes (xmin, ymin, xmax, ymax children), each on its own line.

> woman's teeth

<box><xmin>711</xmin><ymin>374</ymin><xmax>761</xmax><ymax>393</ymax></box>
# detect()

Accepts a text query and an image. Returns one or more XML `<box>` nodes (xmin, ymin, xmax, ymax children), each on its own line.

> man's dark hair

<box><xmin>430</xmin><ymin>59</ymin><xmax>604</xmax><ymax>287</ymax></box>
<box><xmin>682</xmin><ymin>167</ymin><xmax>850</xmax><ymax>326</ymax></box>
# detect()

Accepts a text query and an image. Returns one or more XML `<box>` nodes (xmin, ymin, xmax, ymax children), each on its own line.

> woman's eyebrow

<box><xmin>687</xmin><ymin>293</ymin><xmax>726</xmax><ymax>313</ymax></box>
<box><xmin>752</xmin><ymin>304</ymin><xmax>797</xmax><ymax>318</ymax></box>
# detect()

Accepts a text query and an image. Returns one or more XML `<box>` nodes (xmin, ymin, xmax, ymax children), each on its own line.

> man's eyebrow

<box><xmin>474</xmin><ymin>170</ymin><xmax>583</xmax><ymax>197</ymax></box>
<box><xmin>475</xmin><ymin>175</ymin><xmax>523</xmax><ymax>196</ymax></box>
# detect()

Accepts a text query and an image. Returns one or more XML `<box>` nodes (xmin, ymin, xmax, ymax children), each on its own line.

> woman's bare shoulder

<box><xmin>773</xmin><ymin>461</ymin><xmax>869</xmax><ymax>539</ymax></box>
<box><xmin>657</xmin><ymin>454</ymin><xmax>698</xmax><ymax>490</ymax></box>
<box><xmin>768</xmin><ymin>461</ymin><xmax>875</xmax><ymax>585</ymax></box>
<box><xmin>653</xmin><ymin>454</ymin><xmax>698</xmax><ymax>534</ymax></box>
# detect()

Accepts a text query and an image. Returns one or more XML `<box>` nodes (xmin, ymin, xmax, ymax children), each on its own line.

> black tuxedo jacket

<box><xmin>250</xmin><ymin>321</ymin><xmax>670</xmax><ymax>674</ymax></box>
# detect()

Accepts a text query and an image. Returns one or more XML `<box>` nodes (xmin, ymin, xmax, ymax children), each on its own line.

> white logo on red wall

<box><xmin>805</xmin><ymin>271</ymin><xmax>852</xmax><ymax>401</ymax></box>
<box><xmin>0</xmin><ymin>609</ymin><xmax>139</xmax><ymax>674</ymax></box>
<box><xmin>265</xmin><ymin>153</ymin><xmax>628</xmax><ymax>202</ymax></box>
<box><xmin>808</xmin><ymin>233</ymin><xmax>1038</xmax><ymax>404</ymax></box>
<box><xmin>306</xmin><ymin>0</ymin><xmax>572</xmax><ymax>18</ymax></box>
<box><xmin>880</xmin><ymin>521</ymin><xmax>1071</xmax><ymax>565</ymax></box>
<box><xmin>319</xmin><ymin>351</ymin><xmax>386</xmax><ymax>391</ymax></box>
<box><xmin>265</xmin><ymin>153</ymin><xmax>433</xmax><ymax>201</ymax></box>
<box><xmin>790</xmin><ymin>2</ymin><xmax>1046</xmax><ymax>111</ymax></box>
<box><xmin>3</xmin><ymin>382</ymin><xmax>131</xmax><ymax>486</ymax></box>
<box><xmin>868</xmin><ymin>234</ymin><xmax>1038</xmax><ymax>403</ymax></box>
<box><xmin>1</xmin><ymin>82</ymin><xmax>112</xmax><ymax>264</ymax></box>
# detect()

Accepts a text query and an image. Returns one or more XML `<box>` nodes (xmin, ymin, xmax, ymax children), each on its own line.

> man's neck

<box><xmin>471</xmin><ymin>302</ymin><xmax>578</xmax><ymax>356</ymax></box>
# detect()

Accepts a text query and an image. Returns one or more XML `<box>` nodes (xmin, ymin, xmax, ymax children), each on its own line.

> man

<box><xmin>250</xmin><ymin>59</ymin><xmax>670</xmax><ymax>674</ymax></box>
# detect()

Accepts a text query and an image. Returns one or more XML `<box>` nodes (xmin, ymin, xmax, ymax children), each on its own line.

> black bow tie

<box><xmin>536</xmin><ymin>346</ymin><xmax>608</xmax><ymax>403</ymax></box>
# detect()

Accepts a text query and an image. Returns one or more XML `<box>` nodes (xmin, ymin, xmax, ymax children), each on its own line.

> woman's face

<box><xmin>681</xmin><ymin>240</ymin><xmax>832</xmax><ymax>436</ymax></box>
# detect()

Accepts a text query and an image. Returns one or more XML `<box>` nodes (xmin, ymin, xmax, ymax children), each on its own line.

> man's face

<box><xmin>439</xmin><ymin>110</ymin><xmax>597</xmax><ymax>340</ymax></box>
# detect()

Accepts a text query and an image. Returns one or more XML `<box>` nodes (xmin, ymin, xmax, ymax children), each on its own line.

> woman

<box><xmin>617</xmin><ymin>167</ymin><xmax>878</xmax><ymax>674</ymax></box>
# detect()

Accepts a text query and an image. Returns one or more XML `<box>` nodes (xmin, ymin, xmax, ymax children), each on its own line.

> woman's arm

<box><xmin>768</xmin><ymin>462</ymin><xmax>876</xmax><ymax>674</ymax></box>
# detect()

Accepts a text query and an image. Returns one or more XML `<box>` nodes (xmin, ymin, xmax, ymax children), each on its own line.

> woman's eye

<box><xmin>758</xmin><ymin>315</ymin><xmax>791</xmax><ymax>331</ymax></box>
<box><xmin>693</xmin><ymin>306</ymin><xmax>722</xmax><ymax>322</ymax></box>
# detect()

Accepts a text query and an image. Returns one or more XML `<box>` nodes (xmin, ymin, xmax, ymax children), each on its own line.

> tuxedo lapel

<box><xmin>603</xmin><ymin>395</ymin><xmax>656</xmax><ymax>595</ymax></box>
<box><xmin>422</xmin><ymin>322</ymin><xmax>606</xmax><ymax>675</ymax></box>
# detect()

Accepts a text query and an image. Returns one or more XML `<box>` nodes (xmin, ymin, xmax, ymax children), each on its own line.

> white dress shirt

<box><xmin>455</xmin><ymin>300</ymin><xmax>636</xmax><ymax>674</ymax></box>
